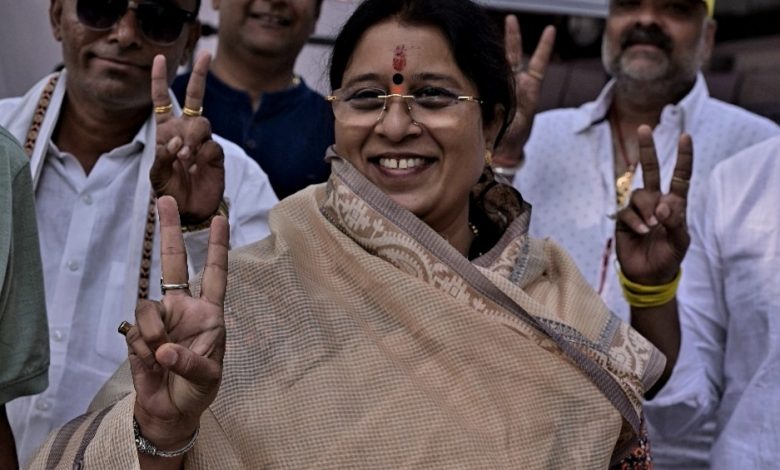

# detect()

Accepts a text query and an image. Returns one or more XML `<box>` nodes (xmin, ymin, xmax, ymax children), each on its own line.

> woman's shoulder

<box><xmin>520</xmin><ymin>237</ymin><xmax>665</xmax><ymax>403</ymax></box>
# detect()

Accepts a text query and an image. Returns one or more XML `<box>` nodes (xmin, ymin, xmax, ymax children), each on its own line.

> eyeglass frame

<box><xmin>76</xmin><ymin>0</ymin><xmax>198</xmax><ymax>46</ymax></box>
<box><xmin>326</xmin><ymin>89</ymin><xmax>484</xmax><ymax>126</ymax></box>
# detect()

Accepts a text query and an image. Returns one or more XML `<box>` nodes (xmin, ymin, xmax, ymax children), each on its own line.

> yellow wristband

<box><xmin>617</xmin><ymin>268</ymin><xmax>681</xmax><ymax>308</ymax></box>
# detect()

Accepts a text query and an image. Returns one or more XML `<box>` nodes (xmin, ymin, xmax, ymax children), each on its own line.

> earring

<box><xmin>484</xmin><ymin>149</ymin><xmax>493</xmax><ymax>167</ymax></box>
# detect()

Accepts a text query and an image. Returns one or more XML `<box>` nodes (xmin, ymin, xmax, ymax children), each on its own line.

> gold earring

<box><xmin>484</xmin><ymin>149</ymin><xmax>493</xmax><ymax>167</ymax></box>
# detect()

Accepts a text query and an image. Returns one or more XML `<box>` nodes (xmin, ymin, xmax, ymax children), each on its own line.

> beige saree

<box><xmin>31</xmin><ymin>157</ymin><xmax>664</xmax><ymax>469</ymax></box>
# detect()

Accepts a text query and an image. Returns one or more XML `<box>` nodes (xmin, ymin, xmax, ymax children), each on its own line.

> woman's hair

<box><xmin>329</xmin><ymin>0</ymin><xmax>516</xmax><ymax>146</ymax></box>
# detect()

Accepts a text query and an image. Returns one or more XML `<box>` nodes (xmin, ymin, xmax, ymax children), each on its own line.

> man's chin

<box><xmin>82</xmin><ymin>81</ymin><xmax>152</xmax><ymax>111</ymax></box>
<box><xmin>616</xmin><ymin>58</ymin><xmax>670</xmax><ymax>82</ymax></box>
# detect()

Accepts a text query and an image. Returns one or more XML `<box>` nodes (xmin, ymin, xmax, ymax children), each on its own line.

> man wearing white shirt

<box><xmin>0</xmin><ymin>0</ymin><xmax>277</xmax><ymax>465</ymax></box>
<box><xmin>507</xmin><ymin>0</ymin><xmax>778</xmax><ymax>467</ymax></box>
<box><xmin>645</xmin><ymin>135</ymin><xmax>780</xmax><ymax>468</ymax></box>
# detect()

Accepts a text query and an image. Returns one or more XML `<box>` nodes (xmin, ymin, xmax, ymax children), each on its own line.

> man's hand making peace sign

<box><xmin>615</xmin><ymin>125</ymin><xmax>694</xmax><ymax>396</ymax></box>
<box><xmin>149</xmin><ymin>52</ymin><xmax>225</xmax><ymax>225</ymax></box>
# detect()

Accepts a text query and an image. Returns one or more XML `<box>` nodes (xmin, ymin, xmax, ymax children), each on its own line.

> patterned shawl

<box><xmin>30</xmin><ymin>157</ymin><xmax>664</xmax><ymax>469</ymax></box>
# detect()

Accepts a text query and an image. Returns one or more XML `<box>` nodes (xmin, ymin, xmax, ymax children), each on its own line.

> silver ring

<box><xmin>160</xmin><ymin>278</ymin><xmax>189</xmax><ymax>294</ymax></box>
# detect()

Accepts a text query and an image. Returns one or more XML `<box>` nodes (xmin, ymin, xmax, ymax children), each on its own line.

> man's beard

<box><xmin>603</xmin><ymin>23</ymin><xmax>678</xmax><ymax>81</ymax></box>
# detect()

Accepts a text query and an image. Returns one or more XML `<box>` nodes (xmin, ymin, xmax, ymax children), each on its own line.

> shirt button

<box><xmin>36</xmin><ymin>400</ymin><xmax>51</xmax><ymax>411</ymax></box>
<box><xmin>52</xmin><ymin>329</ymin><xmax>65</xmax><ymax>342</ymax></box>
<box><xmin>82</xmin><ymin>194</ymin><xmax>93</xmax><ymax>205</ymax></box>
<box><xmin>67</xmin><ymin>260</ymin><xmax>80</xmax><ymax>271</ymax></box>
<box><xmin>245</xmin><ymin>139</ymin><xmax>257</xmax><ymax>150</ymax></box>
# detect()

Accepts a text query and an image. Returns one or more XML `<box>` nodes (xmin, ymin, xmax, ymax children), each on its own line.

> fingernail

<box><xmin>166</xmin><ymin>136</ymin><xmax>182</xmax><ymax>153</ymax></box>
<box><xmin>158</xmin><ymin>348</ymin><xmax>178</xmax><ymax>367</ymax></box>
<box><xmin>648</xmin><ymin>216</ymin><xmax>659</xmax><ymax>226</ymax></box>
<box><xmin>657</xmin><ymin>205</ymin><xmax>671</xmax><ymax>220</ymax></box>
<box><xmin>638</xmin><ymin>224</ymin><xmax>650</xmax><ymax>234</ymax></box>
<box><xmin>178</xmin><ymin>146</ymin><xmax>191</xmax><ymax>159</ymax></box>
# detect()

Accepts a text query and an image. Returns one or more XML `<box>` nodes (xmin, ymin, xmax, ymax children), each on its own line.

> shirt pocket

<box><xmin>94</xmin><ymin>261</ymin><xmax>134</xmax><ymax>366</ymax></box>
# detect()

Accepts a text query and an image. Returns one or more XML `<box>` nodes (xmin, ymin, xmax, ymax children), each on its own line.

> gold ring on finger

<box><xmin>182</xmin><ymin>106</ymin><xmax>203</xmax><ymax>117</ymax></box>
<box><xmin>154</xmin><ymin>103</ymin><xmax>173</xmax><ymax>114</ymax></box>
<box><xmin>118</xmin><ymin>320</ymin><xmax>133</xmax><ymax>336</ymax></box>
<box><xmin>526</xmin><ymin>69</ymin><xmax>544</xmax><ymax>81</ymax></box>
<box><xmin>671</xmin><ymin>176</ymin><xmax>690</xmax><ymax>188</ymax></box>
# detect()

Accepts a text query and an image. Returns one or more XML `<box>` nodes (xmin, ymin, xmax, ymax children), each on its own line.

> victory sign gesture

<box><xmin>615</xmin><ymin>125</ymin><xmax>693</xmax><ymax>394</ymax></box>
<box><xmin>616</xmin><ymin>125</ymin><xmax>693</xmax><ymax>285</ymax></box>
<box><xmin>150</xmin><ymin>51</ymin><xmax>225</xmax><ymax>224</ymax></box>
<box><xmin>492</xmin><ymin>16</ymin><xmax>556</xmax><ymax>172</ymax></box>
<box><xmin>122</xmin><ymin>196</ymin><xmax>228</xmax><ymax>466</ymax></box>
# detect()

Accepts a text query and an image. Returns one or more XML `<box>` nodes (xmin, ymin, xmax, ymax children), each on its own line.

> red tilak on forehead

<box><xmin>393</xmin><ymin>45</ymin><xmax>407</xmax><ymax>71</ymax></box>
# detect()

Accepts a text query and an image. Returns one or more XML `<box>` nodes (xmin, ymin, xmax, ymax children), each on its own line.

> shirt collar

<box><xmin>206</xmin><ymin>71</ymin><xmax>311</xmax><ymax>110</ymax></box>
<box><xmin>571</xmin><ymin>73</ymin><xmax>709</xmax><ymax>134</ymax></box>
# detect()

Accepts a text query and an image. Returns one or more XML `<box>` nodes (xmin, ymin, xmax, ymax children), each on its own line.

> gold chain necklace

<box><xmin>609</xmin><ymin>105</ymin><xmax>636</xmax><ymax>208</ymax></box>
<box><xmin>24</xmin><ymin>74</ymin><xmax>156</xmax><ymax>299</ymax></box>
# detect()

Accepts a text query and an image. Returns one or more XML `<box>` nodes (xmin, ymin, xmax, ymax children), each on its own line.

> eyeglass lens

<box><xmin>330</xmin><ymin>93</ymin><xmax>475</xmax><ymax>128</ymax></box>
<box><xmin>76</xmin><ymin>0</ymin><xmax>193</xmax><ymax>44</ymax></box>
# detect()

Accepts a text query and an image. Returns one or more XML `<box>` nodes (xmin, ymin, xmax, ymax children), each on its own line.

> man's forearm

<box><xmin>631</xmin><ymin>299</ymin><xmax>681</xmax><ymax>398</ymax></box>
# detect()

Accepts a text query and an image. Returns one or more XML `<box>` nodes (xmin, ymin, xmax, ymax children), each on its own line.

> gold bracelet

<box><xmin>180</xmin><ymin>200</ymin><xmax>229</xmax><ymax>233</ymax></box>
<box><xmin>617</xmin><ymin>267</ymin><xmax>681</xmax><ymax>308</ymax></box>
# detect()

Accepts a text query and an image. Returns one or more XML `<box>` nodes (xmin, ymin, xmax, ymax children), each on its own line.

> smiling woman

<box><xmin>26</xmin><ymin>0</ymin><xmax>686</xmax><ymax>469</ymax></box>
<box><xmin>329</xmin><ymin>22</ymin><xmax>503</xmax><ymax>254</ymax></box>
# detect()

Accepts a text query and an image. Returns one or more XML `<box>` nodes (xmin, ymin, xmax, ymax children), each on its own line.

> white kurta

<box><xmin>645</xmin><ymin>136</ymin><xmax>780</xmax><ymax>469</ymax></box>
<box><xmin>0</xmin><ymin>71</ymin><xmax>278</xmax><ymax>466</ymax></box>
<box><xmin>515</xmin><ymin>74</ymin><xmax>779</xmax><ymax>468</ymax></box>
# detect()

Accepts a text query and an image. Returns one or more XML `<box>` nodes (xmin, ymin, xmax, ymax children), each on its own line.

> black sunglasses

<box><xmin>76</xmin><ymin>0</ymin><xmax>197</xmax><ymax>45</ymax></box>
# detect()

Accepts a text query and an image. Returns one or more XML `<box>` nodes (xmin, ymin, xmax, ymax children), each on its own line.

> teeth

<box><xmin>254</xmin><ymin>13</ymin><xmax>289</xmax><ymax>25</ymax></box>
<box><xmin>378</xmin><ymin>158</ymin><xmax>426</xmax><ymax>169</ymax></box>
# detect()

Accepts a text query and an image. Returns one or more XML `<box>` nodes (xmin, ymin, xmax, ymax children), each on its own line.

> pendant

<box><xmin>616</xmin><ymin>169</ymin><xmax>634</xmax><ymax>208</ymax></box>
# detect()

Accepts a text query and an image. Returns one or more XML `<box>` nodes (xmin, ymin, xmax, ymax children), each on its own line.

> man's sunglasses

<box><xmin>76</xmin><ymin>0</ymin><xmax>197</xmax><ymax>45</ymax></box>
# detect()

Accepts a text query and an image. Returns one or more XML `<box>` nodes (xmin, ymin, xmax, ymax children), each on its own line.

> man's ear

<box><xmin>701</xmin><ymin>18</ymin><xmax>717</xmax><ymax>64</ymax></box>
<box><xmin>180</xmin><ymin>21</ymin><xmax>202</xmax><ymax>67</ymax></box>
<box><xmin>50</xmin><ymin>0</ymin><xmax>64</xmax><ymax>42</ymax></box>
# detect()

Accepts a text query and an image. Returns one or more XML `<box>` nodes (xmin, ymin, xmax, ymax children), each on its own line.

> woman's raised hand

<box><xmin>124</xmin><ymin>196</ymin><xmax>229</xmax><ymax>452</ymax></box>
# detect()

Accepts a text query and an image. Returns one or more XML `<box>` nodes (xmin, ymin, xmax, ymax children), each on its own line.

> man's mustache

<box><xmin>620</xmin><ymin>25</ymin><xmax>673</xmax><ymax>52</ymax></box>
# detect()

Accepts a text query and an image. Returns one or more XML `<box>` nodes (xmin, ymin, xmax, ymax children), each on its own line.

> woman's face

<box><xmin>333</xmin><ymin>20</ymin><xmax>501</xmax><ymax>236</ymax></box>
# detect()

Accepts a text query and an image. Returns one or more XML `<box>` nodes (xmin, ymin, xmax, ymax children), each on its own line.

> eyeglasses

<box><xmin>326</xmin><ymin>87</ymin><xmax>482</xmax><ymax>128</ymax></box>
<box><xmin>76</xmin><ymin>0</ymin><xmax>197</xmax><ymax>45</ymax></box>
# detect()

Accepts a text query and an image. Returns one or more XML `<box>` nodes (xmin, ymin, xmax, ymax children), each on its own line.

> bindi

<box><xmin>392</xmin><ymin>73</ymin><xmax>404</xmax><ymax>85</ymax></box>
<box><xmin>392</xmin><ymin>45</ymin><xmax>407</xmax><ymax>71</ymax></box>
